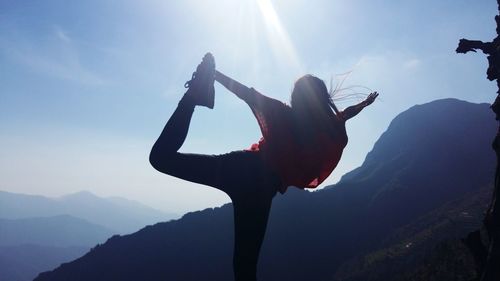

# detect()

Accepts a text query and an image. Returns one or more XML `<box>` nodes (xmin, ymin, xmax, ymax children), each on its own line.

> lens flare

<box><xmin>256</xmin><ymin>0</ymin><xmax>303</xmax><ymax>72</ymax></box>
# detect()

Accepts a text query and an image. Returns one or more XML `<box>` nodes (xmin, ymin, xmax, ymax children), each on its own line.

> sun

<box><xmin>255</xmin><ymin>0</ymin><xmax>303</xmax><ymax>72</ymax></box>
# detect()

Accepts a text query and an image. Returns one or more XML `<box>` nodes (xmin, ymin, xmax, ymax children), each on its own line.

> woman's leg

<box><xmin>150</xmin><ymin>53</ymin><xmax>216</xmax><ymax>183</ymax></box>
<box><xmin>149</xmin><ymin>92</ymin><xmax>222</xmax><ymax>187</ymax></box>
<box><xmin>151</xmin><ymin>95</ymin><xmax>195</xmax><ymax>156</ymax></box>
<box><xmin>217</xmin><ymin>151</ymin><xmax>280</xmax><ymax>281</ymax></box>
<box><xmin>150</xmin><ymin>83</ymin><xmax>279</xmax><ymax>281</ymax></box>
<box><xmin>232</xmin><ymin>195</ymin><xmax>273</xmax><ymax>281</ymax></box>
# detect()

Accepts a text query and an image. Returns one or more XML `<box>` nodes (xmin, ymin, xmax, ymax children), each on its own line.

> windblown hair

<box><xmin>328</xmin><ymin>71</ymin><xmax>372</xmax><ymax>106</ymax></box>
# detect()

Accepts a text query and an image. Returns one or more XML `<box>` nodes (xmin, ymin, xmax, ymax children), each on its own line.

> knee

<box><xmin>149</xmin><ymin>148</ymin><xmax>175</xmax><ymax>174</ymax></box>
<box><xmin>149</xmin><ymin>150</ymin><xmax>160</xmax><ymax>170</ymax></box>
<box><xmin>149</xmin><ymin>150</ymin><xmax>163</xmax><ymax>172</ymax></box>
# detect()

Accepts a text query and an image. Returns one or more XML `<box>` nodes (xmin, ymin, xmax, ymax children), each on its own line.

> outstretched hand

<box><xmin>364</xmin><ymin>91</ymin><xmax>379</xmax><ymax>106</ymax></box>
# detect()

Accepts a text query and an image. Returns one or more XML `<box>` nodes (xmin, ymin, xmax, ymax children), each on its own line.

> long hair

<box><xmin>290</xmin><ymin>75</ymin><xmax>338</xmax><ymax>143</ymax></box>
<box><xmin>291</xmin><ymin>74</ymin><xmax>340</xmax><ymax>116</ymax></box>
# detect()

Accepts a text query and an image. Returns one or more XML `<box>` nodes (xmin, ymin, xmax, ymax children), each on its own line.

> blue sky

<box><xmin>0</xmin><ymin>0</ymin><xmax>497</xmax><ymax>214</ymax></box>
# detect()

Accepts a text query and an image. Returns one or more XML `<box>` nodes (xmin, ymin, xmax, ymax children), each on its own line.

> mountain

<box><xmin>333</xmin><ymin>184</ymin><xmax>491</xmax><ymax>281</ymax></box>
<box><xmin>0</xmin><ymin>192</ymin><xmax>177</xmax><ymax>281</ymax></box>
<box><xmin>0</xmin><ymin>215</ymin><xmax>114</xmax><ymax>247</ymax></box>
<box><xmin>0</xmin><ymin>190</ymin><xmax>178</xmax><ymax>234</ymax></box>
<box><xmin>0</xmin><ymin>244</ymin><xmax>88</xmax><ymax>281</ymax></box>
<box><xmin>34</xmin><ymin>99</ymin><xmax>496</xmax><ymax>281</ymax></box>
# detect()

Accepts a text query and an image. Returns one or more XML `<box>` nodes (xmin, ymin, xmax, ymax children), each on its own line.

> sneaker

<box><xmin>184</xmin><ymin>53</ymin><xmax>215</xmax><ymax>109</ymax></box>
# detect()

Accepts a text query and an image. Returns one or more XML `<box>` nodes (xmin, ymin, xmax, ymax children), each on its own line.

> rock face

<box><xmin>34</xmin><ymin>99</ymin><xmax>496</xmax><ymax>281</ymax></box>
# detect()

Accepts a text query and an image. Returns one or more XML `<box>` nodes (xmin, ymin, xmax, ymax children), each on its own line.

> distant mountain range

<box><xmin>0</xmin><ymin>191</ymin><xmax>178</xmax><ymax>281</ymax></box>
<box><xmin>0</xmin><ymin>215</ymin><xmax>115</xmax><ymax>247</ymax></box>
<box><xmin>0</xmin><ymin>190</ymin><xmax>178</xmax><ymax>234</ymax></box>
<box><xmin>0</xmin><ymin>244</ymin><xmax>88</xmax><ymax>281</ymax></box>
<box><xmin>34</xmin><ymin>98</ymin><xmax>497</xmax><ymax>281</ymax></box>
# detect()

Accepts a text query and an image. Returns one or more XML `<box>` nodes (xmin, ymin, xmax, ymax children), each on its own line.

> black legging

<box><xmin>150</xmin><ymin>92</ymin><xmax>281</xmax><ymax>281</ymax></box>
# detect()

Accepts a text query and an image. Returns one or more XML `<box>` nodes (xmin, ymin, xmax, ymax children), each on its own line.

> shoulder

<box><xmin>250</xmin><ymin>88</ymin><xmax>290</xmax><ymax>111</ymax></box>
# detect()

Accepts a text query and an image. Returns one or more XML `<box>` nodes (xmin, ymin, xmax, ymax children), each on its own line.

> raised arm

<box><xmin>215</xmin><ymin>70</ymin><xmax>257</xmax><ymax>105</ymax></box>
<box><xmin>341</xmin><ymin>92</ymin><xmax>378</xmax><ymax>121</ymax></box>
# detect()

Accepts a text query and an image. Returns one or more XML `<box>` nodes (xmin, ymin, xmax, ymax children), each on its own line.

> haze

<box><xmin>0</xmin><ymin>0</ymin><xmax>496</xmax><ymax>214</ymax></box>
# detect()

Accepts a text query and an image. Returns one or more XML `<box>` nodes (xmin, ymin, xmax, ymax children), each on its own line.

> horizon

<box><xmin>1</xmin><ymin>0</ymin><xmax>497</xmax><ymax>214</ymax></box>
<box><xmin>0</xmin><ymin>96</ymin><xmax>490</xmax><ymax>216</ymax></box>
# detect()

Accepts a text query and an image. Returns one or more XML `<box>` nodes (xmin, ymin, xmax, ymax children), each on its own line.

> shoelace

<box><xmin>184</xmin><ymin>72</ymin><xmax>197</xmax><ymax>89</ymax></box>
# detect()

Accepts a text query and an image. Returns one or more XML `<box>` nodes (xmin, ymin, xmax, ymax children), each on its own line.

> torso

<box><xmin>254</xmin><ymin>111</ymin><xmax>348</xmax><ymax>192</ymax></box>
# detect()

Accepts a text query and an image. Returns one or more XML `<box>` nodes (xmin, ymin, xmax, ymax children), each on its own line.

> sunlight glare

<box><xmin>256</xmin><ymin>0</ymin><xmax>303</xmax><ymax>72</ymax></box>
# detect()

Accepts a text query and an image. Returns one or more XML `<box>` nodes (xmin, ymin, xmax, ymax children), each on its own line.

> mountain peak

<box><xmin>337</xmin><ymin>98</ymin><xmax>494</xmax><ymax>184</ymax></box>
<box><xmin>0</xmin><ymin>190</ymin><xmax>177</xmax><ymax>234</ymax></box>
<box><xmin>61</xmin><ymin>190</ymin><xmax>99</xmax><ymax>200</ymax></box>
<box><xmin>33</xmin><ymin>99</ymin><xmax>497</xmax><ymax>281</ymax></box>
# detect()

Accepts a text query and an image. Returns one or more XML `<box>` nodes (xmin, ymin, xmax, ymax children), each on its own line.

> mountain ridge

<box><xmin>0</xmin><ymin>244</ymin><xmax>88</xmax><ymax>281</ymax></box>
<box><xmin>0</xmin><ymin>215</ymin><xmax>115</xmax><ymax>247</ymax></box>
<box><xmin>0</xmin><ymin>190</ymin><xmax>178</xmax><ymax>234</ymax></box>
<box><xmin>34</xmin><ymin>98</ymin><xmax>496</xmax><ymax>281</ymax></box>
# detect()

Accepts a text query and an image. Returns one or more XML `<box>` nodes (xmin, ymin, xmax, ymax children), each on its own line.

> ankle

<box><xmin>179</xmin><ymin>91</ymin><xmax>197</xmax><ymax>108</ymax></box>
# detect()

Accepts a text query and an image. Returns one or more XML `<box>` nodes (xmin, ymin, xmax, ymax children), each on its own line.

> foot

<box><xmin>184</xmin><ymin>53</ymin><xmax>215</xmax><ymax>109</ymax></box>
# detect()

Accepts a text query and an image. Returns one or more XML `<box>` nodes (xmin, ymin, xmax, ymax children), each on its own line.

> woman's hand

<box><xmin>364</xmin><ymin>91</ymin><xmax>379</xmax><ymax>106</ymax></box>
<box><xmin>340</xmin><ymin>91</ymin><xmax>378</xmax><ymax>121</ymax></box>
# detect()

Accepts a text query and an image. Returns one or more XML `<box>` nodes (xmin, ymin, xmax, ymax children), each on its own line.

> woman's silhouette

<box><xmin>149</xmin><ymin>53</ymin><xmax>378</xmax><ymax>281</ymax></box>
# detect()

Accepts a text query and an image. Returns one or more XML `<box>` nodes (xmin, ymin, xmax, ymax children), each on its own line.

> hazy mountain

<box><xmin>0</xmin><ymin>244</ymin><xmax>87</xmax><ymax>281</ymax></box>
<box><xmin>0</xmin><ymin>190</ymin><xmax>178</xmax><ymax>234</ymax></box>
<box><xmin>34</xmin><ymin>99</ymin><xmax>496</xmax><ymax>281</ymax></box>
<box><xmin>0</xmin><ymin>191</ymin><xmax>178</xmax><ymax>281</ymax></box>
<box><xmin>0</xmin><ymin>215</ymin><xmax>114</xmax><ymax>247</ymax></box>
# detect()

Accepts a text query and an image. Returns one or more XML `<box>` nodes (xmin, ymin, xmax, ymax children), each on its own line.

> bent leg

<box><xmin>150</xmin><ymin>95</ymin><xmax>195</xmax><ymax>163</ymax></box>
<box><xmin>150</xmin><ymin>53</ymin><xmax>214</xmax><ymax>163</ymax></box>
<box><xmin>149</xmin><ymin>93</ymin><xmax>224</xmax><ymax>188</ymax></box>
<box><xmin>156</xmin><ymin>152</ymin><xmax>221</xmax><ymax>188</ymax></box>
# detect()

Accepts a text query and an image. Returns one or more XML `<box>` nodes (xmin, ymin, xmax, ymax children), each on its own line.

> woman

<box><xmin>149</xmin><ymin>53</ymin><xmax>378</xmax><ymax>281</ymax></box>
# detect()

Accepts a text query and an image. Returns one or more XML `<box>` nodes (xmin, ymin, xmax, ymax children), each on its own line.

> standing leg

<box><xmin>232</xmin><ymin>195</ymin><xmax>274</xmax><ymax>281</ymax></box>
<box><xmin>217</xmin><ymin>151</ymin><xmax>280</xmax><ymax>281</ymax></box>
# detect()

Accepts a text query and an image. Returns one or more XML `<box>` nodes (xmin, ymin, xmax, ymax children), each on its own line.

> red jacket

<box><xmin>245</xmin><ymin>88</ymin><xmax>348</xmax><ymax>193</ymax></box>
